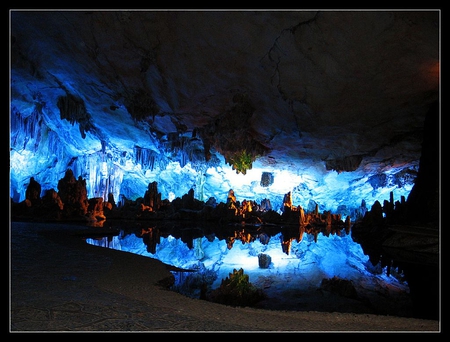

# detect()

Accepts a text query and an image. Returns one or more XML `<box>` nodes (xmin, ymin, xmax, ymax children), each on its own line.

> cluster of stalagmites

<box><xmin>351</xmin><ymin>193</ymin><xmax>407</xmax><ymax>270</ymax></box>
<box><xmin>11</xmin><ymin>168</ymin><xmax>352</xmax><ymax>235</ymax></box>
<box><xmin>11</xmin><ymin>170</ymin><xmax>110</xmax><ymax>223</ymax></box>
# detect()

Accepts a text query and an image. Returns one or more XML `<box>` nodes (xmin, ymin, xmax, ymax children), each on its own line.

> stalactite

<box><xmin>134</xmin><ymin>146</ymin><xmax>160</xmax><ymax>171</ymax></box>
<box><xmin>194</xmin><ymin>237</ymin><xmax>204</xmax><ymax>259</ymax></box>
<box><xmin>196</xmin><ymin>172</ymin><xmax>206</xmax><ymax>202</ymax></box>
<box><xmin>10</xmin><ymin>105</ymin><xmax>42</xmax><ymax>151</ymax></box>
<box><xmin>180</xmin><ymin>150</ymin><xmax>188</xmax><ymax>168</ymax></box>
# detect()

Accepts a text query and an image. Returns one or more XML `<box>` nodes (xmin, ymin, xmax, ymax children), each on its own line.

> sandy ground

<box><xmin>9</xmin><ymin>221</ymin><xmax>441</xmax><ymax>333</ymax></box>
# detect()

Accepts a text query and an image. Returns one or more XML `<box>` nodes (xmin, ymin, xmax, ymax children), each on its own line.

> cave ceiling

<box><xmin>10</xmin><ymin>9</ymin><xmax>440</xmax><ymax>177</ymax></box>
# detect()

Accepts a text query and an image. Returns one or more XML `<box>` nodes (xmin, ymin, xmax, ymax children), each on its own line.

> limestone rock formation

<box><xmin>10</xmin><ymin>10</ymin><xmax>439</xmax><ymax>188</ymax></box>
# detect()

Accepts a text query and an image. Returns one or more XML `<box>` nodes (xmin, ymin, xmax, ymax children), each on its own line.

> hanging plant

<box><xmin>227</xmin><ymin>150</ymin><xmax>255</xmax><ymax>175</ymax></box>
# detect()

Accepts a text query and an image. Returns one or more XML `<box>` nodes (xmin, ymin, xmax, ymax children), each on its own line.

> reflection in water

<box><xmin>86</xmin><ymin>222</ymin><xmax>415</xmax><ymax>316</ymax></box>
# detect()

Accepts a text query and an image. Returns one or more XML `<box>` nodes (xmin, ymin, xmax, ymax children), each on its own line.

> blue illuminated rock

<box><xmin>10</xmin><ymin>10</ymin><xmax>439</xmax><ymax>222</ymax></box>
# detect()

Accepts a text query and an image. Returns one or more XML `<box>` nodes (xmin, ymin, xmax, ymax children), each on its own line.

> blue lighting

<box><xmin>86</xmin><ymin>229</ymin><xmax>408</xmax><ymax>302</ymax></box>
<box><xmin>10</xmin><ymin>76</ymin><xmax>416</xmax><ymax>220</ymax></box>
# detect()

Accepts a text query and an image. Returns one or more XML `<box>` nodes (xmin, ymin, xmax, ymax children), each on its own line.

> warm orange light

<box><xmin>430</xmin><ymin>60</ymin><xmax>440</xmax><ymax>79</ymax></box>
<box><xmin>421</xmin><ymin>59</ymin><xmax>440</xmax><ymax>88</ymax></box>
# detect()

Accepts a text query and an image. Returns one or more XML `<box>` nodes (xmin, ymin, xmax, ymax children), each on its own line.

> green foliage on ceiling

<box><xmin>226</xmin><ymin>150</ymin><xmax>255</xmax><ymax>175</ymax></box>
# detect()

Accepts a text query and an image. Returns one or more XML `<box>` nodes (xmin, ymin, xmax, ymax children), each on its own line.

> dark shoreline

<box><xmin>10</xmin><ymin>220</ymin><xmax>440</xmax><ymax>332</ymax></box>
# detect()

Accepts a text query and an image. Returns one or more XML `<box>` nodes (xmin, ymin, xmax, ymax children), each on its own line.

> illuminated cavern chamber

<box><xmin>10</xmin><ymin>99</ymin><xmax>439</xmax><ymax>320</ymax></box>
<box><xmin>9</xmin><ymin>10</ymin><xmax>440</xmax><ymax>322</ymax></box>
<box><xmin>10</xmin><ymin>102</ymin><xmax>417</xmax><ymax>223</ymax></box>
